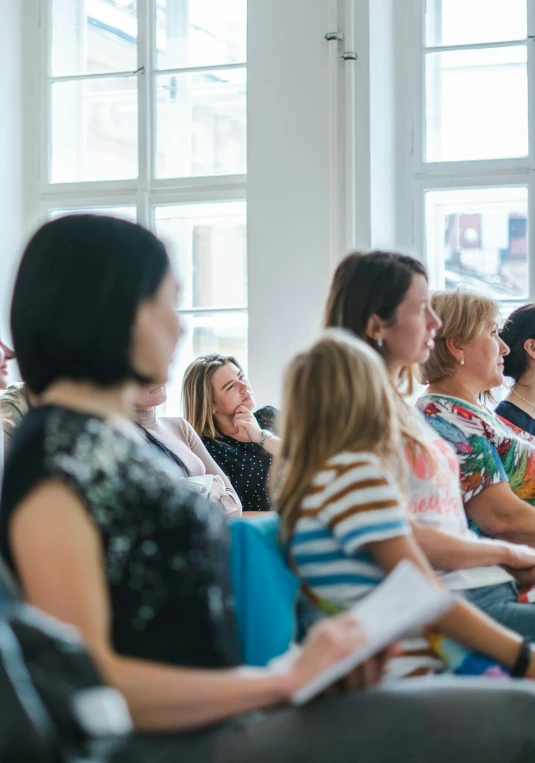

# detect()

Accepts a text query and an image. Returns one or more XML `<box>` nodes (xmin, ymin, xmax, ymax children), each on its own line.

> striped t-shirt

<box><xmin>290</xmin><ymin>451</ymin><xmax>410</xmax><ymax>611</ymax></box>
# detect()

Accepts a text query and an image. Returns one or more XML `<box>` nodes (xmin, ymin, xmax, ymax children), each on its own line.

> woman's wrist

<box><xmin>491</xmin><ymin>540</ymin><xmax>519</xmax><ymax>568</ymax></box>
<box><xmin>522</xmin><ymin>646</ymin><xmax>535</xmax><ymax>680</ymax></box>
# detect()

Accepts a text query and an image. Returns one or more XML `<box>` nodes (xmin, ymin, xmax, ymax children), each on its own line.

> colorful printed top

<box><xmin>403</xmin><ymin>407</ymin><xmax>511</xmax><ymax>590</ymax></box>
<box><xmin>290</xmin><ymin>450</ymin><xmax>410</xmax><ymax>610</ymax></box>
<box><xmin>417</xmin><ymin>394</ymin><xmax>535</xmax><ymax>535</ymax></box>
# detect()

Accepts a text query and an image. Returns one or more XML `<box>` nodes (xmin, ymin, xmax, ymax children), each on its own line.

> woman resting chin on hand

<box><xmin>183</xmin><ymin>356</ymin><xmax>280</xmax><ymax>511</ymax></box>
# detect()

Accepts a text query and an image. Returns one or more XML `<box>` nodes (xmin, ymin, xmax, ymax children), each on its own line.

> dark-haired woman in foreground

<box><xmin>496</xmin><ymin>304</ymin><xmax>535</xmax><ymax>437</ymax></box>
<box><xmin>2</xmin><ymin>217</ymin><xmax>535</xmax><ymax>762</ymax></box>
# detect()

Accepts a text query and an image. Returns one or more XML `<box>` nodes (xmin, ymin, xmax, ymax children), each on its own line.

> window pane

<box><xmin>156</xmin><ymin>0</ymin><xmax>246</xmax><ymax>70</ymax></box>
<box><xmin>425</xmin><ymin>46</ymin><xmax>528</xmax><ymax>162</ymax></box>
<box><xmin>425</xmin><ymin>0</ymin><xmax>526</xmax><ymax>48</ymax></box>
<box><xmin>51</xmin><ymin>0</ymin><xmax>138</xmax><ymax>76</ymax></box>
<box><xmin>165</xmin><ymin>311</ymin><xmax>248</xmax><ymax>416</ymax></box>
<box><xmin>156</xmin><ymin>202</ymin><xmax>247</xmax><ymax>309</ymax></box>
<box><xmin>426</xmin><ymin>187</ymin><xmax>528</xmax><ymax>300</ymax></box>
<box><xmin>156</xmin><ymin>68</ymin><xmax>246</xmax><ymax>178</ymax></box>
<box><xmin>51</xmin><ymin>77</ymin><xmax>138</xmax><ymax>183</ymax></box>
<box><xmin>50</xmin><ymin>206</ymin><xmax>137</xmax><ymax>220</ymax></box>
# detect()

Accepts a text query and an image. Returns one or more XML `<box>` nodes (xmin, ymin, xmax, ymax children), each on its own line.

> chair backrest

<box><xmin>0</xmin><ymin>558</ymin><xmax>21</xmax><ymax>607</ymax></box>
<box><xmin>0</xmin><ymin>619</ymin><xmax>57</xmax><ymax>762</ymax></box>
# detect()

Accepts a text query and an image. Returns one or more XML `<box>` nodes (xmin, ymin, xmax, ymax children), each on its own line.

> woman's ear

<box><xmin>523</xmin><ymin>338</ymin><xmax>535</xmax><ymax>362</ymax></box>
<box><xmin>445</xmin><ymin>336</ymin><xmax>464</xmax><ymax>363</ymax></box>
<box><xmin>365</xmin><ymin>314</ymin><xmax>385</xmax><ymax>344</ymax></box>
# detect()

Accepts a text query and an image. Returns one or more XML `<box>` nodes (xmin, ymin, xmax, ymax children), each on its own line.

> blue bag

<box><xmin>230</xmin><ymin>514</ymin><xmax>301</xmax><ymax>667</ymax></box>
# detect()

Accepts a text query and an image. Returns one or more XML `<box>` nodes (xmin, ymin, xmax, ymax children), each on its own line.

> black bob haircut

<box><xmin>11</xmin><ymin>214</ymin><xmax>170</xmax><ymax>394</ymax></box>
<box><xmin>501</xmin><ymin>303</ymin><xmax>535</xmax><ymax>383</ymax></box>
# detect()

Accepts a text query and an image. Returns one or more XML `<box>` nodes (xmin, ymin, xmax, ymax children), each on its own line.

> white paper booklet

<box><xmin>289</xmin><ymin>560</ymin><xmax>454</xmax><ymax>705</ymax></box>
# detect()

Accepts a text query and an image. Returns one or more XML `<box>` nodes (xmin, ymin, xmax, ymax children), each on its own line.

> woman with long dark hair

<box><xmin>496</xmin><ymin>304</ymin><xmax>535</xmax><ymax>436</ymax></box>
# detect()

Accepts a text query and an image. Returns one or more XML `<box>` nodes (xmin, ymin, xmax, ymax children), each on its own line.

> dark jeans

<box><xmin>464</xmin><ymin>582</ymin><xmax>535</xmax><ymax>640</ymax></box>
<box><xmin>127</xmin><ymin>678</ymin><xmax>535</xmax><ymax>763</ymax></box>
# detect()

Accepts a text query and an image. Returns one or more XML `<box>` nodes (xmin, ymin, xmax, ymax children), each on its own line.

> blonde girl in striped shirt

<box><xmin>273</xmin><ymin>330</ymin><xmax>535</xmax><ymax>678</ymax></box>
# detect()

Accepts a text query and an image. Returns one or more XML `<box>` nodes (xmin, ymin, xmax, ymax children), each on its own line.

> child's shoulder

<box><xmin>313</xmin><ymin>450</ymin><xmax>384</xmax><ymax>486</ymax></box>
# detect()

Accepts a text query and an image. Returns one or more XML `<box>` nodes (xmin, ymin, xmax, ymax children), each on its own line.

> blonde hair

<box><xmin>272</xmin><ymin>330</ymin><xmax>405</xmax><ymax>541</ymax></box>
<box><xmin>182</xmin><ymin>354</ymin><xmax>244</xmax><ymax>439</ymax></box>
<box><xmin>421</xmin><ymin>291</ymin><xmax>499</xmax><ymax>385</ymax></box>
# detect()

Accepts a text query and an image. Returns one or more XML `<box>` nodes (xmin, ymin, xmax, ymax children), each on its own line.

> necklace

<box><xmin>512</xmin><ymin>388</ymin><xmax>535</xmax><ymax>412</ymax></box>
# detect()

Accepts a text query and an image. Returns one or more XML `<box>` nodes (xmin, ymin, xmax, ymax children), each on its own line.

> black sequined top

<box><xmin>0</xmin><ymin>406</ymin><xmax>240</xmax><ymax>669</ymax></box>
<box><xmin>202</xmin><ymin>406</ymin><xmax>277</xmax><ymax>512</ymax></box>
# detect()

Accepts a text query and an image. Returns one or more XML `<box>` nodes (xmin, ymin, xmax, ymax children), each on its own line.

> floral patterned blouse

<box><xmin>417</xmin><ymin>394</ymin><xmax>535</xmax><ymax>534</ymax></box>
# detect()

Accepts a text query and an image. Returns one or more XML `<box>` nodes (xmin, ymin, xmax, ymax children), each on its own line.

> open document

<box><xmin>286</xmin><ymin>561</ymin><xmax>455</xmax><ymax>705</ymax></box>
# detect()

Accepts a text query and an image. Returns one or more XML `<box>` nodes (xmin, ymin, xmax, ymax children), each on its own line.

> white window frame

<box><xmin>33</xmin><ymin>0</ymin><xmax>248</xmax><ymax>352</ymax></box>
<box><xmin>406</xmin><ymin>0</ymin><xmax>535</xmax><ymax>308</ymax></box>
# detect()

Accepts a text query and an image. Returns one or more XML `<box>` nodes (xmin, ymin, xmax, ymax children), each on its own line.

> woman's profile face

<box><xmin>460</xmin><ymin>317</ymin><xmax>509</xmax><ymax>392</ymax></box>
<box><xmin>380</xmin><ymin>274</ymin><xmax>441</xmax><ymax>368</ymax></box>
<box><xmin>131</xmin><ymin>271</ymin><xmax>182</xmax><ymax>386</ymax></box>
<box><xmin>211</xmin><ymin>362</ymin><xmax>254</xmax><ymax>418</ymax></box>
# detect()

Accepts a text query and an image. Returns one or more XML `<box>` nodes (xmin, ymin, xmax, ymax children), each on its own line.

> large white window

<box><xmin>410</xmin><ymin>0</ymin><xmax>534</xmax><ymax>313</ymax></box>
<box><xmin>38</xmin><ymin>0</ymin><xmax>247</xmax><ymax>414</ymax></box>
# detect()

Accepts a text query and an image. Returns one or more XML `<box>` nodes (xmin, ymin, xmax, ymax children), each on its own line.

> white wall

<box><xmin>247</xmin><ymin>0</ymin><xmax>338</xmax><ymax>407</ymax></box>
<box><xmin>247</xmin><ymin>0</ymin><xmax>402</xmax><ymax>406</ymax></box>
<box><xmin>0</xmin><ymin>0</ymin><xmax>25</xmax><ymax>345</ymax></box>
<box><xmin>247</xmin><ymin>0</ymin><xmax>344</xmax><ymax>404</ymax></box>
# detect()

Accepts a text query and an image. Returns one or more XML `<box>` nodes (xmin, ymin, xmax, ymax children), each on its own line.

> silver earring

<box><xmin>460</xmin><ymin>359</ymin><xmax>465</xmax><ymax>366</ymax></box>
<box><xmin>377</xmin><ymin>338</ymin><xmax>383</xmax><ymax>348</ymax></box>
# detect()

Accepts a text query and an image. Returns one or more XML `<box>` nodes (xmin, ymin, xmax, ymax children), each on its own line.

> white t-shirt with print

<box><xmin>405</xmin><ymin>408</ymin><xmax>512</xmax><ymax>591</ymax></box>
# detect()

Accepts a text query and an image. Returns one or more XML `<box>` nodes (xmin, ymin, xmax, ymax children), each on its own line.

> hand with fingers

<box><xmin>233</xmin><ymin>405</ymin><xmax>263</xmax><ymax>443</ymax></box>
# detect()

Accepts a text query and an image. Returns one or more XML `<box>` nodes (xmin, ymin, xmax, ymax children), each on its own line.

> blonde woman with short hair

<box><xmin>419</xmin><ymin>291</ymin><xmax>535</xmax><ymax>569</ymax></box>
<box><xmin>274</xmin><ymin>330</ymin><xmax>535</xmax><ymax>678</ymax></box>
<box><xmin>183</xmin><ymin>354</ymin><xmax>280</xmax><ymax>511</ymax></box>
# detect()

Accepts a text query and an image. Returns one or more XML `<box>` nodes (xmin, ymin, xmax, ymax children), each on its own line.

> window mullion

<box><xmin>41</xmin><ymin>0</ymin><xmax>52</xmax><ymax>193</ymax></box>
<box><xmin>527</xmin><ymin>0</ymin><xmax>535</xmax><ymax>299</ymax></box>
<box><xmin>136</xmin><ymin>0</ymin><xmax>151</xmax><ymax>229</ymax></box>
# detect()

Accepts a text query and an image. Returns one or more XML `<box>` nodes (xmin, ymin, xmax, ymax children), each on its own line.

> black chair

<box><xmin>0</xmin><ymin>558</ymin><xmax>135</xmax><ymax>763</ymax></box>
<box><xmin>0</xmin><ymin>560</ymin><xmax>57</xmax><ymax>761</ymax></box>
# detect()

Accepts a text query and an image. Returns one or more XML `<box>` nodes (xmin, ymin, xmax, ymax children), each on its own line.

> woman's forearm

<box><xmin>410</xmin><ymin>521</ymin><xmax>510</xmax><ymax>570</ymax></box>
<box><xmin>262</xmin><ymin>435</ymin><xmax>281</xmax><ymax>457</ymax></box>
<box><xmin>97</xmin><ymin>651</ymin><xmax>290</xmax><ymax>731</ymax></box>
<box><xmin>370</xmin><ymin>535</ymin><xmax>535</xmax><ymax>677</ymax></box>
<box><xmin>219</xmin><ymin>488</ymin><xmax>243</xmax><ymax>517</ymax></box>
<box><xmin>437</xmin><ymin>598</ymin><xmax>525</xmax><ymax>672</ymax></box>
<box><xmin>467</xmin><ymin>484</ymin><xmax>535</xmax><ymax>547</ymax></box>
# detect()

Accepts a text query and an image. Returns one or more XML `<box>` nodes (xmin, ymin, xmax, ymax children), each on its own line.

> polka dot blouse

<box><xmin>203</xmin><ymin>406</ymin><xmax>277</xmax><ymax>512</ymax></box>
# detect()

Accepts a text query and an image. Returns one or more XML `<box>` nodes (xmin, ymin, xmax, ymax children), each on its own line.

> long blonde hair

<box><xmin>182</xmin><ymin>354</ymin><xmax>245</xmax><ymax>439</ymax></box>
<box><xmin>272</xmin><ymin>330</ymin><xmax>405</xmax><ymax>541</ymax></box>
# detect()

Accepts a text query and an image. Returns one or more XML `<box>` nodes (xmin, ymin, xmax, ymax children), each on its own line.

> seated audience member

<box><xmin>2</xmin><ymin>220</ymin><xmax>535</xmax><ymax>762</ymax></box>
<box><xmin>0</xmin><ymin>336</ymin><xmax>37</xmax><ymax>459</ymax></box>
<box><xmin>419</xmin><ymin>291</ymin><xmax>535</xmax><ymax>556</ymax></box>
<box><xmin>323</xmin><ymin>251</ymin><xmax>535</xmax><ymax>636</ymax></box>
<box><xmin>0</xmin><ymin>212</ymin><xmax>480</xmax><ymax>763</ymax></box>
<box><xmin>134</xmin><ymin>383</ymin><xmax>241</xmax><ymax>517</ymax></box>
<box><xmin>183</xmin><ymin>355</ymin><xmax>279</xmax><ymax>511</ymax></box>
<box><xmin>275</xmin><ymin>330</ymin><xmax>535</xmax><ymax>675</ymax></box>
<box><xmin>0</xmin><ymin>381</ymin><xmax>33</xmax><ymax>457</ymax></box>
<box><xmin>495</xmin><ymin>304</ymin><xmax>535</xmax><ymax>436</ymax></box>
